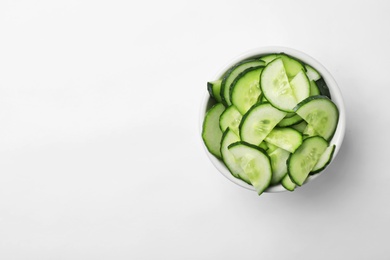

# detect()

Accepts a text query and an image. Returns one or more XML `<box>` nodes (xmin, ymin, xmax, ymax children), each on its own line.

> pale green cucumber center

<box><xmin>272</xmin><ymin>68</ymin><xmax>296</xmax><ymax>99</ymax></box>
<box><xmin>300</xmin><ymin>147</ymin><xmax>322</xmax><ymax>173</ymax></box>
<box><xmin>254</xmin><ymin>119</ymin><xmax>272</xmax><ymax>135</ymax></box>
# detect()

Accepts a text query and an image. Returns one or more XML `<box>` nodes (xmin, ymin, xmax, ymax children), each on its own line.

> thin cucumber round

<box><xmin>277</xmin><ymin>113</ymin><xmax>303</xmax><ymax>127</ymax></box>
<box><xmin>207</xmin><ymin>80</ymin><xmax>222</xmax><ymax>103</ymax></box>
<box><xmin>311</xmin><ymin>144</ymin><xmax>336</xmax><ymax>174</ymax></box>
<box><xmin>228</xmin><ymin>141</ymin><xmax>272</xmax><ymax>195</ymax></box>
<box><xmin>278</xmin><ymin>54</ymin><xmax>306</xmax><ymax>79</ymax></box>
<box><xmin>288</xmin><ymin>136</ymin><xmax>329</xmax><ymax>186</ymax></box>
<box><xmin>295</xmin><ymin>95</ymin><xmax>339</xmax><ymax>141</ymax></box>
<box><xmin>268</xmin><ymin>147</ymin><xmax>290</xmax><ymax>185</ymax></box>
<box><xmin>239</xmin><ymin>103</ymin><xmax>286</xmax><ymax>146</ymax></box>
<box><xmin>260</xmin><ymin>58</ymin><xmax>297</xmax><ymax>112</ymax></box>
<box><xmin>202</xmin><ymin>103</ymin><xmax>225</xmax><ymax>159</ymax></box>
<box><xmin>264</xmin><ymin>127</ymin><xmax>303</xmax><ymax>153</ymax></box>
<box><xmin>230</xmin><ymin>66</ymin><xmax>264</xmax><ymax>115</ymax></box>
<box><xmin>219</xmin><ymin>105</ymin><xmax>242</xmax><ymax>136</ymax></box>
<box><xmin>305</xmin><ymin>64</ymin><xmax>321</xmax><ymax>81</ymax></box>
<box><xmin>281</xmin><ymin>174</ymin><xmax>296</xmax><ymax>191</ymax></box>
<box><xmin>220</xmin><ymin>59</ymin><xmax>265</xmax><ymax>106</ymax></box>
<box><xmin>220</xmin><ymin>128</ymin><xmax>250</xmax><ymax>183</ymax></box>
<box><xmin>309</xmin><ymin>80</ymin><xmax>320</xmax><ymax>96</ymax></box>
<box><xmin>289</xmin><ymin>70</ymin><xmax>310</xmax><ymax>104</ymax></box>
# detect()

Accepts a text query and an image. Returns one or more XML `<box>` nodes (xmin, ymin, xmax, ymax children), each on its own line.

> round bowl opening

<box><xmin>200</xmin><ymin>46</ymin><xmax>346</xmax><ymax>193</ymax></box>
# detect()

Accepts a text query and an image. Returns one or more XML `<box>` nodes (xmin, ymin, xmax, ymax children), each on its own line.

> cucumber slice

<box><xmin>295</xmin><ymin>95</ymin><xmax>339</xmax><ymax>141</ymax></box>
<box><xmin>201</xmin><ymin>103</ymin><xmax>225</xmax><ymax>159</ymax></box>
<box><xmin>207</xmin><ymin>80</ymin><xmax>222</xmax><ymax>103</ymax></box>
<box><xmin>311</xmin><ymin>144</ymin><xmax>336</xmax><ymax>174</ymax></box>
<box><xmin>305</xmin><ymin>64</ymin><xmax>321</xmax><ymax>81</ymax></box>
<box><xmin>230</xmin><ymin>66</ymin><xmax>264</xmax><ymax>115</ymax></box>
<box><xmin>219</xmin><ymin>105</ymin><xmax>242</xmax><ymax>136</ymax></box>
<box><xmin>268</xmin><ymin>147</ymin><xmax>290</xmax><ymax>185</ymax></box>
<box><xmin>310</xmin><ymin>80</ymin><xmax>320</xmax><ymax>96</ymax></box>
<box><xmin>259</xmin><ymin>141</ymin><xmax>268</xmax><ymax>150</ymax></box>
<box><xmin>315</xmin><ymin>78</ymin><xmax>331</xmax><ymax>99</ymax></box>
<box><xmin>281</xmin><ymin>174</ymin><xmax>296</xmax><ymax>191</ymax></box>
<box><xmin>279</xmin><ymin>54</ymin><xmax>305</xmax><ymax>80</ymax></box>
<box><xmin>228</xmin><ymin>141</ymin><xmax>272</xmax><ymax>195</ymax></box>
<box><xmin>288</xmin><ymin>136</ymin><xmax>329</xmax><ymax>186</ymax></box>
<box><xmin>264</xmin><ymin>127</ymin><xmax>303</xmax><ymax>153</ymax></box>
<box><xmin>221</xmin><ymin>59</ymin><xmax>265</xmax><ymax>106</ymax></box>
<box><xmin>260</xmin><ymin>58</ymin><xmax>297</xmax><ymax>112</ymax></box>
<box><xmin>277</xmin><ymin>113</ymin><xmax>303</xmax><ymax>127</ymax></box>
<box><xmin>220</xmin><ymin>128</ymin><xmax>250</xmax><ymax>183</ymax></box>
<box><xmin>291</xmin><ymin>121</ymin><xmax>308</xmax><ymax>133</ymax></box>
<box><xmin>303</xmin><ymin>123</ymin><xmax>319</xmax><ymax>137</ymax></box>
<box><xmin>240</xmin><ymin>103</ymin><xmax>287</xmax><ymax>146</ymax></box>
<box><xmin>259</xmin><ymin>54</ymin><xmax>278</xmax><ymax>64</ymax></box>
<box><xmin>265</xmin><ymin>142</ymin><xmax>278</xmax><ymax>153</ymax></box>
<box><xmin>289</xmin><ymin>70</ymin><xmax>310</xmax><ymax>104</ymax></box>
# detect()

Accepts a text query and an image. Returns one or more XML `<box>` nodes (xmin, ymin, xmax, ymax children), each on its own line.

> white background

<box><xmin>1</xmin><ymin>0</ymin><xmax>389</xmax><ymax>259</ymax></box>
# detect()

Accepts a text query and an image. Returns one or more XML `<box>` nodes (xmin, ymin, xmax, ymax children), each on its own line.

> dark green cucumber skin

<box><xmin>315</xmin><ymin>78</ymin><xmax>331</xmax><ymax>99</ymax></box>
<box><xmin>277</xmin><ymin>114</ymin><xmax>304</xmax><ymax>127</ymax></box>
<box><xmin>220</xmin><ymin>58</ymin><xmax>263</xmax><ymax>106</ymax></box>
<box><xmin>207</xmin><ymin>82</ymin><xmax>214</xmax><ymax>99</ymax></box>
<box><xmin>229</xmin><ymin>65</ymin><xmax>264</xmax><ymax>104</ymax></box>
<box><xmin>281</xmin><ymin>175</ymin><xmax>296</xmax><ymax>191</ymax></box>
<box><xmin>310</xmin><ymin>145</ymin><xmax>336</xmax><ymax>175</ymax></box>
<box><xmin>294</xmin><ymin>95</ymin><xmax>333</xmax><ymax>110</ymax></box>
<box><xmin>228</xmin><ymin>141</ymin><xmax>269</xmax><ymax>156</ymax></box>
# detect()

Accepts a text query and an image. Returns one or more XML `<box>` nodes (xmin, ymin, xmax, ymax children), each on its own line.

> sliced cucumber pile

<box><xmin>202</xmin><ymin>53</ymin><xmax>339</xmax><ymax>195</ymax></box>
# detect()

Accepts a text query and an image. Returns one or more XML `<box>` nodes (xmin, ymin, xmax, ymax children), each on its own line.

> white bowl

<box><xmin>200</xmin><ymin>46</ymin><xmax>346</xmax><ymax>193</ymax></box>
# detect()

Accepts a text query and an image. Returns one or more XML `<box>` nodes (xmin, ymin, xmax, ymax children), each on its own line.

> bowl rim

<box><xmin>200</xmin><ymin>46</ymin><xmax>346</xmax><ymax>193</ymax></box>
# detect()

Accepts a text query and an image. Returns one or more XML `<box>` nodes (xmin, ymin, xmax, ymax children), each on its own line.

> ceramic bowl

<box><xmin>200</xmin><ymin>46</ymin><xmax>346</xmax><ymax>193</ymax></box>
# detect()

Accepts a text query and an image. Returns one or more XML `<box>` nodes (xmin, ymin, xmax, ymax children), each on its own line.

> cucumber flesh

<box><xmin>207</xmin><ymin>80</ymin><xmax>223</xmax><ymax>103</ymax></box>
<box><xmin>277</xmin><ymin>113</ymin><xmax>303</xmax><ymax>127</ymax></box>
<box><xmin>231</xmin><ymin>66</ymin><xmax>264</xmax><ymax>115</ymax></box>
<box><xmin>229</xmin><ymin>141</ymin><xmax>272</xmax><ymax>195</ymax></box>
<box><xmin>303</xmin><ymin>123</ymin><xmax>319</xmax><ymax>138</ymax></box>
<box><xmin>264</xmin><ymin>127</ymin><xmax>303</xmax><ymax>153</ymax></box>
<box><xmin>279</xmin><ymin>54</ymin><xmax>305</xmax><ymax>80</ymax></box>
<box><xmin>220</xmin><ymin>128</ymin><xmax>250</xmax><ymax>183</ymax></box>
<box><xmin>311</xmin><ymin>144</ymin><xmax>336</xmax><ymax>174</ymax></box>
<box><xmin>221</xmin><ymin>59</ymin><xmax>265</xmax><ymax>106</ymax></box>
<box><xmin>259</xmin><ymin>54</ymin><xmax>279</xmax><ymax>64</ymax></box>
<box><xmin>291</xmin><ymin>121</ymin><xmax>308</xmax><ymax>133</ymax></box>
<box><xmin>219</xmin><ymin>105</ymin><xmax>242</xmax><ymax>136</ymax></box>
<box><xmin>289</xmin><ymin>70</ymin><xmax>310</xmax><ymax>104</ymax></box>
<box><xmin>268</xmin><ymin>147</ymin><xmax>290</xmax><ymax>185</ymax></box>
<box><xmin>202</xmin><ymin>103</ymin><xmax>225</xmax><ymax>159</ymax></box>
<box><xmin>295</xmin><ymin>95</ymin><xmax>339</xmax><ymax>141</ymax></box>
<box><xmin>305</xmin><ymin>64</ymin><xmax>321</xmax><ymax>81</ymax></box>
<box><xmin>240</xmin><ymin>103</ymin><xmax>287</xmax><ymax>146</ymax></box>
<box><xmin>260</xmin><ymin>58</ymin><xmax>297</xmax><ymax>112</ymax></box>
<box><xmin>309</xmin><ymin>80</ymin><xmax>320</xmax><ymax>96</ymax></box>
<box><xmin>281</xmin><ymin>174</ymin><xmax>296</xmax><ymax>191</ymax></box>
<box><xmin>288</xmin><ymin>136</ymin><xmax>329</xmax><ymax>186</ymax></box>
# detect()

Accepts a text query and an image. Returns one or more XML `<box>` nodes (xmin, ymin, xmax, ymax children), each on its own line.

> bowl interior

<box><xmin>200</xmin><ymin>46</ymin><xmax>346</xmax><ymax>193</ymax></box>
